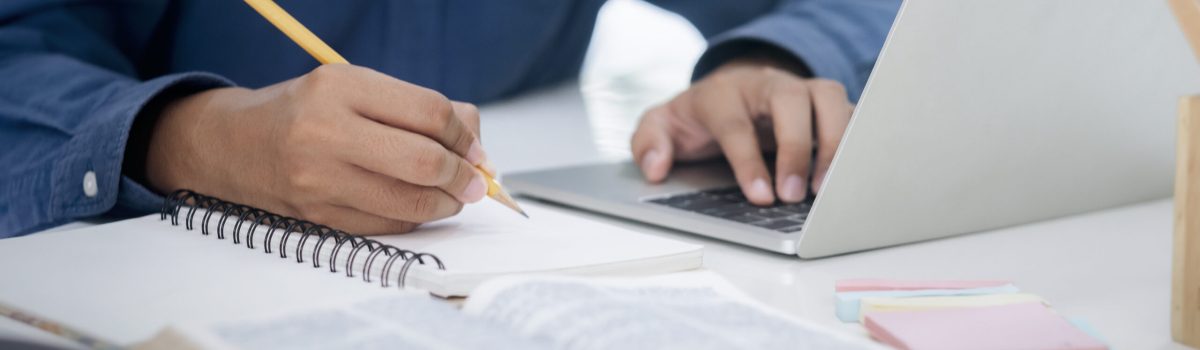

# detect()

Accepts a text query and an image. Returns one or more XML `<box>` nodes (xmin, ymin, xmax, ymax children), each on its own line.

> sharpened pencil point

<box><xmin>477</xmin><ymin>165</ymin><xmax>528</xmax><ymax>218</ymax></box>
<box><xmin>494</xmin><ymin>190</ymin><xmax>528</xmax><ymax>219</ymax></box>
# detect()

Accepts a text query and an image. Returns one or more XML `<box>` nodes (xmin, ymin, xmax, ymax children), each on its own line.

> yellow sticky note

<box><xmin>859</xmin><ymin>293</ymin><xmax>1047</xmax><ymax>323</ymax></box>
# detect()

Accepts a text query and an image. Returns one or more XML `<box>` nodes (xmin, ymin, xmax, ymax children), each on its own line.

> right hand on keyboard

<box><xmin>630</xmin><ymin>56</ymin><xmax>853</xmax><ymax>206</ymax></box>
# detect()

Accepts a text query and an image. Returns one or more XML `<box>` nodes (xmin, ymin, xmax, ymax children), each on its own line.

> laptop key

<box><xmin>754</xmin><ymin>209</ymin><xmax>795</xmax><ymax>219</ymax></box>
<box><xmin>675</xmin><ymin>198</ymin><xmax>732</xmax><ymax>211</ymax></box>
<box><xmin>721</xmin><ymin>192</ymin><xmax>747</xmax><ymax>202</ymax></box>
<box><xmin>775</xmin><ymin>203</ymin><xmax>812</xmax><ymax>214</ymax></box>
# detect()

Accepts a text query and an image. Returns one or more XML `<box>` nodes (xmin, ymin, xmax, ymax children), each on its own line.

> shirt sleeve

<box><xmin>689</xmin><ymin>0</ymin><xmax>902</xmax><ymax>102</ymax></box>
<box><xmin>0</xmin><ymin>2</ymin><xmax>234</xmax><ymax>237</ymax></box>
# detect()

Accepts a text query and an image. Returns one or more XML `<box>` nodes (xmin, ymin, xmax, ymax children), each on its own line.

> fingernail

<box><xmin>466</xmin><ymin>141</ymin><xmax>486</xmax><ymax>165</ymax></box>
<box><xmin>641</xmin><ymin>150</ymin><xmax>662</xmax><ymax>171</ymax></box>
<box><xmin>779</xmin><ymin>175</ymin><xmax>806</xmax><ymax>202</ymax></box>
<box><xmin>748</xmin><ymin>178</ymin><xmax>773</xmax><ymax>204</ymax></box>
<box><xmin>462</xmin><ymin>174</ymin><xmax>487</xmax><ymax>203</ymax></box>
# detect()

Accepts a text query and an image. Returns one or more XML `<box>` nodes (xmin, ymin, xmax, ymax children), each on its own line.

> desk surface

<box><xmin>4</xmin><ymin>83</ymin><xmax>1188</xmax><ymax>349</ymax></box>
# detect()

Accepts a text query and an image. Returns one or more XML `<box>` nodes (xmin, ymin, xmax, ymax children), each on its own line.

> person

<box><xmin>0</xmin><ymin>0</ymin><xmax>899</xmax><ymax>237</ymax></box>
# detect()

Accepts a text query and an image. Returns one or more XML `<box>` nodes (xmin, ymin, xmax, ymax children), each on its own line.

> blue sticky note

<box><xmin>834</xmin><ymin>284</ymin><xmax>1021</xmax><ymax>322</ymax></box>
<box><xmin>1067</xmin><ymin>317</ymin><xmax>1108</xmax><ymax>346</ymax></box>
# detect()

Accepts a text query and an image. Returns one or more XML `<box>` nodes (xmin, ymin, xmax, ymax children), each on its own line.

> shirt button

<box><xmin>82</xmin><ymin>171</ymin><xmax>98</xmax><ymax>198</ymax></box>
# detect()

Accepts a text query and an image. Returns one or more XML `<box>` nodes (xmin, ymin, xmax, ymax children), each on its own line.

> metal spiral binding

<box><xmin>160</xmin><ymin>190</ymin><xmax>445</xmax><ymax>288</ymax></box>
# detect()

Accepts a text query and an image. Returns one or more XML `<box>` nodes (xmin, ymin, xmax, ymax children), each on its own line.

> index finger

<box><xmin>767</xmin><ymin>79</ymin><xmax>814</xmax><ymax>203</ymax></box>
<box><xmin>693</xmin><ymin>87</ymin><xmax>776</xmax><ymax>205</ymax></box>
<box><xmin>452</xmin><ymin>101</ymin><xmax>481</xmax><ymax>139</ymax></box>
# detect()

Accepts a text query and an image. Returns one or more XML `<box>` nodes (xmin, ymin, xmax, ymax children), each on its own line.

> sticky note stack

<box><xmin>834</xmin><ymin>279</ymin><xmax>1021</xmax><ymax>322</ymax></box>
<box><xmin>835</xmin><ymin>279</ymin><xmax>1108</xmax><ymax>350</ymax></box>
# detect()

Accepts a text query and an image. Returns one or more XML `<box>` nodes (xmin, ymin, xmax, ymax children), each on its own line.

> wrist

<box><xmin>711</xmin><ymin>45</ymin><xmax>811</xmax><ymax>79</ymax></box>
<box><xmin>123</xmin><ymin>85</ymin><xmax>209</xmax><ymax>194</ymax></box>
<box><xmin>143</xmin><ymin>87</ymin><xmax>246</xmax><ymax>196</ymax></box>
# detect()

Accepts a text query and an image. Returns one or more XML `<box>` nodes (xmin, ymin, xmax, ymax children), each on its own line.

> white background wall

<box><xmin>579</xmin><ymin>0</ymin><xmax>706</xmax><ymax>160</ymax></box>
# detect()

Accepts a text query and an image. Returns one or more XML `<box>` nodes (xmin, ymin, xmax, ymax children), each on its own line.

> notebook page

<box><xmin>158</xmin><ymin>199</ymin><xmax>703</xmax><ymax>297</ymax></box>
<box><xmin>377</xmin><ymin>200</ymin><xmax>704</xmax><ymax>296</ymax></box>
<box><xmin>0</xmin><ymin>215</ymin><xmax>400</xmax><ymax>345</ymax></box>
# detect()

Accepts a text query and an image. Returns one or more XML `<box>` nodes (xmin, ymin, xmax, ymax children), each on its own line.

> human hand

<box><xmin>144</xmin><ymin>64</ymin><xmax>487</xmax><ymax>234</ymax></box>
<box><xmin>631</xmin><ymin>57</ymin><xmax>853</xmax><ymax>206</ymax></box>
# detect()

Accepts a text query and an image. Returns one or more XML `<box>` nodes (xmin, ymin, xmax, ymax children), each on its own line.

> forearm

<box><xmin>0</xmin><ymin>53</ymin><xmax>232</xmax><ymax>236</ymax></box>
<box><xmin>0</xmin><ymin>1</ymin><xmax>244</xmax><ymax>236</ymax></box>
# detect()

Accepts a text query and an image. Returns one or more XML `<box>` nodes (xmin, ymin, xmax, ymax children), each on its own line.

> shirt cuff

<box><xmin>693</xmin><ymin>14</ymin><xmax>865</xmax><ymax>102</ymax></box>
<box><xmin>55</xmin><ymin>72</ymin><xmax>234</xmax><ymax>223</ymax></box>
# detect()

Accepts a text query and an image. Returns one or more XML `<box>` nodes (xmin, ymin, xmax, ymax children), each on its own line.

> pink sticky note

<box><xmin>864</xmin><ymin>303</ymin><xmax>1107</xmax><ymax>350</ymax></box>
<box><xmin>835</xmin><ymin>279</ymin><xmax>1011</xmax><ymax>292</ymax></box>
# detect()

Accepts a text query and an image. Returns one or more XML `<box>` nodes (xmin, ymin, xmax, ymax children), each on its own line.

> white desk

<box><xmin>3</xmin><ymin>83</ymin><xmax>1189</xmax><ymax>350</ymax></box>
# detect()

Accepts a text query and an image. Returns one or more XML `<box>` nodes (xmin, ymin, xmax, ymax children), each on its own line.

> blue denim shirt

<box><xmin>0</xmin><ymin>0</ymin><xmax>900</xmax><ymax>237</ymax></box>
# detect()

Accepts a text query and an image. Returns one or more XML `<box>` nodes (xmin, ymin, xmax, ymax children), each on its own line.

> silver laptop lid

<box><xmin>798</xmin><ymin>0</ymin><xmax>1200</xmax><ymax>257</ymax></box>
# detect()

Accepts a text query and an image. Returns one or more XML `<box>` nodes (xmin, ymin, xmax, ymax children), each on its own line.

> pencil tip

<box><xmin>506</xmin><ymin>202</ymin><xmax>529</xmax><ymax>219</ymax></box>
<box><xmin>492</xmin><ymin>189</ymin><xmax>529</xmax><ymax>219</ymax></box>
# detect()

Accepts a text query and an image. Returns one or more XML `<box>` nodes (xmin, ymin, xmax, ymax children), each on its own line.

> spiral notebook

<box><xmin>0</xmin><ymin>190</ymin><xmax>702</xmax><ymax>345</ymax></box>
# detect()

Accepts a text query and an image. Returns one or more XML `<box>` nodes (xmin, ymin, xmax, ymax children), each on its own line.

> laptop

<box><xmin>504</xmin><ymin>0</ymin><xmax>1200</xmax><ymax>258</ymax></box>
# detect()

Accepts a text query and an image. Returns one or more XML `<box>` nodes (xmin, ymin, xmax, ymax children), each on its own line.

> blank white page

<box><xmin>379</xmin><ymin>200</ymin><xmax>704</xmax><ymax>297</ymax></box>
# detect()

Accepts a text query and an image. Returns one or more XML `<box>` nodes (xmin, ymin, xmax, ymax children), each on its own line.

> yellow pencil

<box><xmin>243</xmin><ymin>0</ymin><xmax>527</xmax><ymax>218</ymax></box>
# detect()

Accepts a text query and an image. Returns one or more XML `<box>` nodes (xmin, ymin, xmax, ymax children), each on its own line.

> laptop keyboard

<box><xmin>645</xmin><ymin>187</ymin><xmax>813</xmax><ymax>233</ymax></box>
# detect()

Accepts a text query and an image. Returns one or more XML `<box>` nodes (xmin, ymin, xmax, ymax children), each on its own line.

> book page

<box><xmin>461</xmin><ymin>272</ymin><xmax>884</xmax><ymax>350</ymax></box>
<box><xmin>144</xmin><ymin>293</ymin><xmax>551</xmax><ymax>350</ymax></box>
<box><xmin>142</xmin><ymin>272</ymin><xmax>880</xmax><ymax>350</ymax></box>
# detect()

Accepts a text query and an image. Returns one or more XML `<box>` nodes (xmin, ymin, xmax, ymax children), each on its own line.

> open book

<box><xmin>136</xmin><ymin>272</ymin><xmax>882</xmax><ymax>350</ymax></box>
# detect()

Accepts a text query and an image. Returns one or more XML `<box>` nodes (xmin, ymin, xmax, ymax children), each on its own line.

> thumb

<box><xmin>631</xmin><ymin>105</ymin><xmax>676</xmax><ymax>183</ymax></box>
